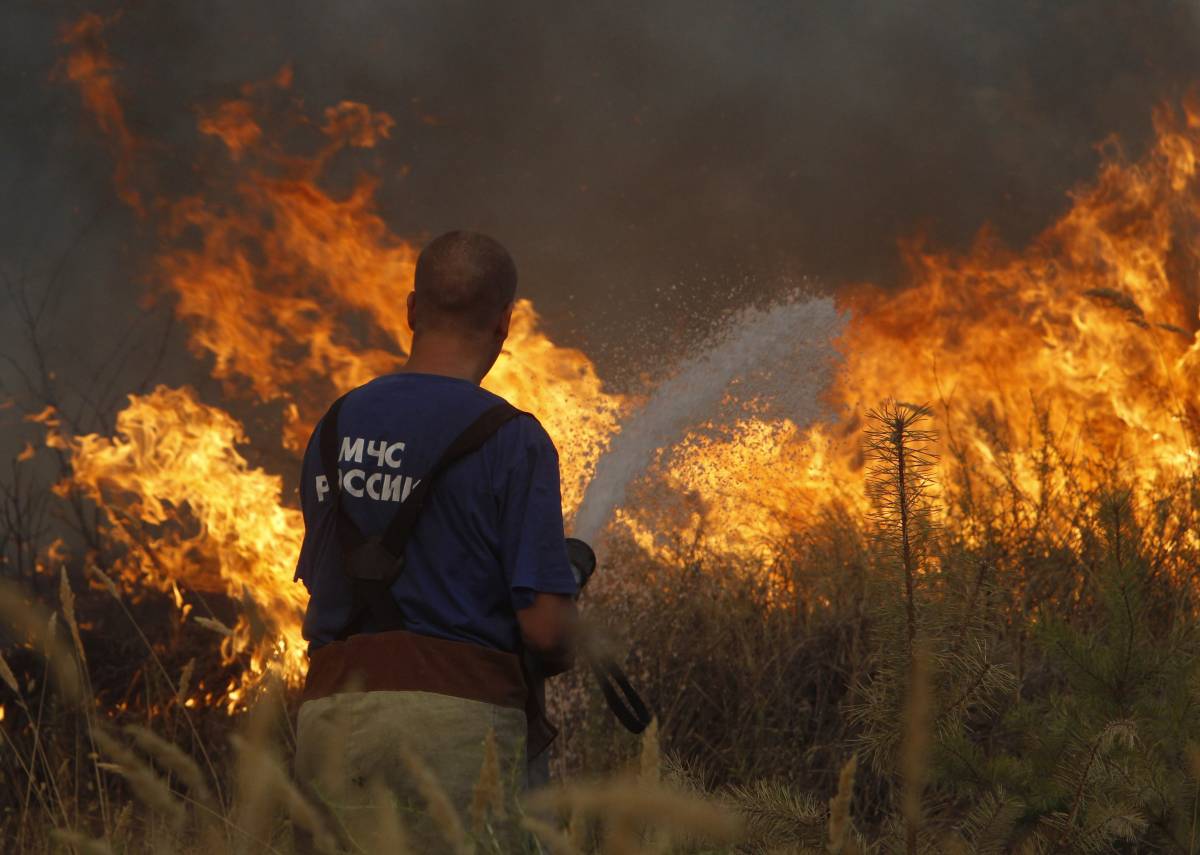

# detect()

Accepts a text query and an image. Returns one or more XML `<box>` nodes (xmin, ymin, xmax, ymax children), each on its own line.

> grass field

<box><xmin>3</xmin><ymin>402</ymin><xmax>1199</xmax><ymax>854</ymax></box>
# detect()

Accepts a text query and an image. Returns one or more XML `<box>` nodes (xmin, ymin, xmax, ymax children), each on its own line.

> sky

<box><xmin>2</xmin><ymin>0</ymin><xmax>1199</xmax><ymax>425</ymax></box>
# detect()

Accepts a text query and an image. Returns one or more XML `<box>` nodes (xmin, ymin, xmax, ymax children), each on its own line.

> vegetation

<box><xmin>3</xmin><ymin>399</ymin><xmax>1200</xmax><ymax>853</ymax></box>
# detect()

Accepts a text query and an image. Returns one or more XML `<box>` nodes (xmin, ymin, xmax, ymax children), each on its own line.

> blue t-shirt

<box><xmin>294</xmin><ymin>372</ymin><xmax>578</xmax><ymax>653</ymax></box>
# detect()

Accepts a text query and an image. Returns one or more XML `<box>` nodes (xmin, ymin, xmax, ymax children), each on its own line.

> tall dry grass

<box><xmin>3</xmin><ymin>398</ymin><xmax>1200</xmax><ymax>852</ymax></box>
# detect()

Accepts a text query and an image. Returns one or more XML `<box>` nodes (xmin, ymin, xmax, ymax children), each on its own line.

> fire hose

<box><xmin>566</xmin><ymin>538</ymin><xmax>653</xmax><ymax>734</ymax></box>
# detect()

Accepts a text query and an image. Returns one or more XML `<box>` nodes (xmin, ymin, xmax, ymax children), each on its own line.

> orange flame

<box><xmin>172</xmin><ymin>81</ymin><xmax>623</xmax><ymax>509</ymax></box>
<box><xmin>57</xmin><ymin>13</ymin><xmax>1200</xmax><ymax>703</ymax></box>
<box><xmin>66</xmin><ymin>387</ymin><xmax>307</xmax><ymax>701</ymax></box>
<box><xmin>58</xmin><ymin>13</ymin><xmax>141</xmax><ymax>213</ymax></box>
<box><xmin>834</xmin><ymin>102</ymin><xmax>1200</xmax><ymax>497</ymax></box>
<box><xmin>58</xmin><ymin>33</ymin><xmax>622</xmax><ymax>699</ymax></box>
<box><xmin>621</xmin><ymin>100</ymin><xmax>1200</xmax><ymax>557</ymax></box>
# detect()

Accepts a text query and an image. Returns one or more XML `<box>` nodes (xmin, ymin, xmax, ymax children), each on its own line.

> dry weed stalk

<box><xmin>125</xmin><ymin>724</ymin><xmax>213</xmax><ymax>807</ymax></box>
<box><xmin>0</xmin><ymin>651</ymin><xmax>19</xmax><ymax>692</ymax></box>
<box><xmin>93</xmin><ymin>728</ymin><xmax>186</xmax><ymax>829</ymax></box>
<box><xmin>111</xmin><ymin>802</ymin><xmax>134</xmax><ymax>844</ymax></box>
<box><xmin>83</xmin><ymin>562</ymin><xmax>225</xmax><ymax>803</ymax></box>
<box><xmin>395</xmin><ymin>739</ymin><xmax>471</xmax><ymax>854</ymax></box>
<box><xmin>176</xmin><ymin>657</ymin><xmax>195</xmax><ymax>705</ymax></box>
<box><xmin>827</xmin><ymin>755</ymin><xmax>858</xmax><ymax>854</ymax></box>
<box><xmin>193</xmin><ymin>615</ymin><xmax>235</xmax><ymax>637</ymax></box>
<box><xmin>58</xmin><ymin>567</ymin><xmax>114</xmax><ymax>829</ymax></box>
<box><xmin>568</xmin><ymin>805</ymin><xmax>589</xmax><ymax>853</ymax></box>
<box><xmin>58</xmin><ymin>567</ymin><xmax>86</xmax><ymax>668</ymax></box>
<box><xmin>469</xmin><ymin>726</ymin><xmax>506</xmax><ymax>835</ymax></box>
<box><xmin>522</xmin><ymin>815</ymin><xmax>585</xmax><ymax>855</ymax></box>
<box><xmin>49</xmin><ymin>828</ymin><xmax>114</xmax><ymax>855</ymax></box>
<box><xmin>232</xmin><ymin>732</ymin><xmax>337</xmax><ymax>854</ymax></box>
<box><xmin>530</xmin><ymin>777</ymin><xmax>743</xmax><ymax>849</ymax></box>
<box><xmin>87</xmin><ymin>565</ymin><xmax>120</xmax><ymax>598</ymax></box>
<box><xmin>366</xmin><ymin>777</ymin><xmax>413</xmax><ymax>854</ymax></box>
<box><xmin>230</xmin><ymin>674</ymin><xmax>340</xmax><ymax>854</ymax></box>
<box><xmin>638</xmin><ymin>717</ymin><xmax>661</xmax><ymax>785</ymax></box>
<box><xmin>0</xmin><ymin>579</ymin><xmax>81</xmax><ymax>704</ymax></box>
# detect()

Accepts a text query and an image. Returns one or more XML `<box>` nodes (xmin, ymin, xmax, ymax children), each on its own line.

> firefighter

<box><xmin>292</xmin><ymin>231</ymin><xmax>578</xmax><ymax>848</ymax></box>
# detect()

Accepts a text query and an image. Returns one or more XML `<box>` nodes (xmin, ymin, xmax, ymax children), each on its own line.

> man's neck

<box><xmin>402</xmin><ymin>336</ymin><xmax>493</xmax><ymax>385</ymax></box>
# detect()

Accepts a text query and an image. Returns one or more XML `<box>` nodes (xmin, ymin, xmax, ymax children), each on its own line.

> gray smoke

<box><xmin>2</xmin><ymin>0</ymin><xmax>1199</xmax><ymax>436</ymax></box>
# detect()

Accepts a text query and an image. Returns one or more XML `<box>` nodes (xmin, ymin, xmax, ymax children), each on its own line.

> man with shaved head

<box><xmin>293</xmin><ymin>231</ymin><xmax>578</xmax><ymax>850</ymax></box>
<box><xmin>409</xmin><ymin>230</ymin><xmax>518</xmax><ymax>335</ymax></box>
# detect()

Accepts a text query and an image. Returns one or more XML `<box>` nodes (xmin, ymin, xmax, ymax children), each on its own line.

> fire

<box><xmin>54</xmin><ymin>13</ymin><xmax>1200</xmax><ymax>706</ymax></box>
<box><xmin>616</xmin><ymin>419</ymin><xmax>855</xmax><ymax>561</ymax></box>
<box><xmin>633</xmin><ymin>99</ymin><xmax>1200</xmax><ymax>554</ymax></box>
<box><xmin>58</xmin><ymin>13</ymin><xmax>141</xmax><ymax>213</ymax></box>
<box><xmin>169</xmin><ymin>70</ymin><xmax>622</xmax><ymax>509</ymax></box>
<box><xmin>57</xmin><ymin>17</ymin><xmax>622</xmax><ymax>701</ymax></box>
<box><xmin>66</xmin><ymin>387</ymin><xmax>308</xmax><ymax>700</ymax></box>
<box><xmin>833</xmin><ymin>101</ymin><xmax>1200</xmax><ymax>502</ymax></box>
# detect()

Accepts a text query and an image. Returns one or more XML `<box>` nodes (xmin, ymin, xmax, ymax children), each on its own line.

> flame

<box><xmin>66</xmin><ymin>387</ymin><xmax>307</xmax><ymax>700</ymax></box>
<box><xmin>832</xmin><ymin>101</ymin><xmax>1200</xmax><ymax>499</ymax></box>
<box><xmin>58</xmin><ymin>13</ymin><xmax>141</xmax><ymax>212</ymax></box>
<box><xmin>168</xmin><ymin>72</ymin><xmax>622</xmax><ymax>508</ymax></box>
<box><xmin>57</xmin><ymin>12</ymin><xmax>1200</xmax><ymax>706</ymax></box>
<box><xmin>624</xmin><ymin>99</ymin><xmax>1200</xmax><ymax>555</ymax></box>
<box><xmin>58</xmin><ymin>22</ymin><xmax>622</xmax><ymax>701</ymax></box>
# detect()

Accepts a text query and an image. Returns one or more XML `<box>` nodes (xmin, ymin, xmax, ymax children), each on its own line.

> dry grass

<box><xmin>3</xmin><ymin>404</ymin><xmax>1200</xmax><ymax>853</ymax></box>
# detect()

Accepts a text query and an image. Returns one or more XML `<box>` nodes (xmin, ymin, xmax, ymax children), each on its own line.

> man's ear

<box><xmin>406</xmin><ymin>291</ymin><xmax>417</xmax><ymax>332</ymax></box>
<box><xmin>497</xmin><ymin>301</ymin><xmax>514</xmax><ymax>341</ymax></box>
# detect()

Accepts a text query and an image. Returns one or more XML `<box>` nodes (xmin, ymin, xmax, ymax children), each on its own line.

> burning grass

<box><xmin>3</xmin><ymin>10</ymin><xmax>1200</xmax><ymax>852</ymax></box>
<box><xmin>3</xmin><ymin>404</ymin><xmax>1200</xmax><ymax>853</ymax></box>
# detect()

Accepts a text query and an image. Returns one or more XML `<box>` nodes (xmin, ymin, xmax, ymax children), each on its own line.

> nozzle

<box><xmin>565</xmin><ymin>537</ymin><xmax>596</xmax><ymax>592</ymax></box>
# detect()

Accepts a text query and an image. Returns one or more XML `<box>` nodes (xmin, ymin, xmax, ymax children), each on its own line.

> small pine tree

<box><xmin>852</xmin><ymin>401</ymin><xmax>1016</xmax><ymax>850</ymax></box>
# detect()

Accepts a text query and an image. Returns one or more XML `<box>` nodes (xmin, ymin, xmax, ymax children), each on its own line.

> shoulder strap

<box><xmin>316</xmin><ymin>393</ymin><xmax>366</xmax><ymax>554</ymax></box>
<box><xmin>317</xmin><ymin>393</ymin><xmax>350</xmax><ymax>491</ymax></box>
<box><xmin>376</xmin><ymin>402</ymin><xmax>523</xmax><ymax>558</ymax></box>
<box><xmin>323</xmin><ymin>399</ymin><xmax>524</xmax><ymax>639</ymax></box>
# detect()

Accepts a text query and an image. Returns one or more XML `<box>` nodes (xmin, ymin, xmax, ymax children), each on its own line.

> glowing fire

<box><xmin>58</xmin><ymin>13</ymin><xmax>141</xmax><ymax>213</ymax></box>
<box><xmin>841</xmin><ymin>108</ymin><xmax>1200</xmax><ymax>485</ymax></box>
<box><xmin>169</xmin><ymin>71</ymin><xmax>622</xmax><ymax>508</ymax></box>
<box><xmin>58</xmin><ymin>17</ymin><xmax>622</xmax><ymax>698</ymax></box>
<box><xmin>65</xmin><ymin>387</ymin><xmax>307</xmax><ymax>706</ymax></box>
<box><xmin>627</xmin><ymin>99</ymin><xmax>1200</xmax><ymax>555</ymax></box>
<box><xmin>56</xmin><ymin>14</ymin><xmax>1200</xmax><ymax>704</ymax></box>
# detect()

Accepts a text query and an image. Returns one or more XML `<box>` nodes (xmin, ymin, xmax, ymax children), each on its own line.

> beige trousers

<box><xmin>294</xmin><ymin>690</ymin><xmax>528</xmax><ymax>852</ymax></box>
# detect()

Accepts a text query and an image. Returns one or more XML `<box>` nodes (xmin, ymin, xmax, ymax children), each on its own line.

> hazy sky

<box><xmin>3</xmin><ymin>0</ymin><xmax>1199</xmax><ymax>419</ymax></box>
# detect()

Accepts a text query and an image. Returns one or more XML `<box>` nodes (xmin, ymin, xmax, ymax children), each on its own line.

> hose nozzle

<box><xmin>565</xmin><ymin>537</ymin><xmax>596</xmax><ymax>593</ymax></box>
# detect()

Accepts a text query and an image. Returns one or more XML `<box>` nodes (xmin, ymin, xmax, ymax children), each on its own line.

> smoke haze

<box><xmin>2</xmin><ymin>0</ymin><xmax>1199</xmax><ymax>408</ymax></box>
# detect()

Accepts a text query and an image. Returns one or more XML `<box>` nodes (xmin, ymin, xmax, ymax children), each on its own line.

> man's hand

<box><xmin>517</xmin><ymin>592</ymin><xmax>577</xmax><ymax>675</ymax></box>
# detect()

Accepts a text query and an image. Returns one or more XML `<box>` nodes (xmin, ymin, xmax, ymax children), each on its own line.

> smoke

<box><xmin>2</xmin><ymin>0</ymin><xmax>1199</xmax><ymax>407</ymax></box>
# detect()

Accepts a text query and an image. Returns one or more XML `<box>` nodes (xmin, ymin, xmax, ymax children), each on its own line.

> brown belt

<box><xmin>302</xmin><ymin>629</ymin><xmax>528</xmax><ymax>711</ymax></box>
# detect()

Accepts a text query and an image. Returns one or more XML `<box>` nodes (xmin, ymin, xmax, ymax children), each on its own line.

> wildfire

<box><xmin>54</xmin><ymin>14</ymin><xmax>1200</xmax><ymax>705</ymax></box>
<box><xmin>619</xmin><ymin>420</ymin><xmax>858</xmax><ymax>560</ymax></box>
<box><xmin>169</xmin><ymin>70</ymin><xmax>622</xmax><ymax>509</ymax></box>
<box><xmin>65</xmin><ymin>387</ymin><xmax>308</xmax><ymax>703</ymax></box>
<box><xmin>57</xmin><ymin>17</ymin><xmax>622</xmax><ymax>699</ymax></box>
<box><xmin>633</xmin><ymin>99</ymin><xmax>1200</xmax><ymax>556</ymax></box>
<box><xmin>624</xmin><ymin>101</ymin><xmax>1200</xmax><ymax>559</ymax></box>
<box><xmin>834</xmin><ymin>101</ymin><xmax>1200</xmax><ymax>503</ymax></box>
<box><xmin>58</xmin><ymin>13</ymin><xmax>141</xmax><ymax>213</ymax></box>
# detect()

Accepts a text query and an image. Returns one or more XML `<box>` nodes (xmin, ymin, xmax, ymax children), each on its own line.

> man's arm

<box><xmin>517</xmin><ymin>592</ymin><xmax>577</xmax><ymax>676</ymax></box>
<box><xmin>498</xmin><ymin>416</ymin><xmax>580</xmax><ymax>672</ymax></box>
